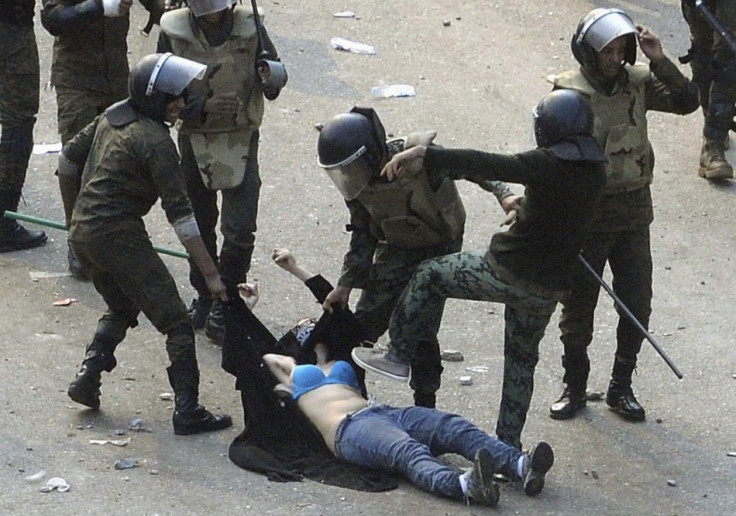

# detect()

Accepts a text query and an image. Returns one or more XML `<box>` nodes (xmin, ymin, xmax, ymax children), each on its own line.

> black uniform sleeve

<box><xmin>304</xmin><ymin>275</ymin><xmax>334</xmax><ymax>304</ymax></box>
<box><xmin>41</xmin><ymin>0</ymin><xmax>102</xmax><ymax>36</ymax></box>
<box><xmin>424</xmin><ymin>146</ymin><xmax>558</xmax><ymax>187</ymax></box>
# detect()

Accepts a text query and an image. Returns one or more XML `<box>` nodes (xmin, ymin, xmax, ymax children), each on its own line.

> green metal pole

<box><xmin>3</xmin><ymin>210</ymin><xmax>190</xmax><ymax>260</ymax></box>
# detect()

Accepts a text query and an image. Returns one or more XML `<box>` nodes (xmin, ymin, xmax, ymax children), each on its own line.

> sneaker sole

<box><xmin>699</xmin><ymin>166</ymin><xmax>733</xmax><ymax>180</ymax></box>
<box><xmin>350</xmin><ymin>348</ymin><xmax>410</xmax><ymax>381</ymax></box>
<box><xmin>524</xmin><ymin>442</ymin><xmax>554</xmax><ymax>496</ymax></box>
<box><xmin>474</xmin><ymin>449</ymin><xmax>500</xmax><ymax>507</ymax></box>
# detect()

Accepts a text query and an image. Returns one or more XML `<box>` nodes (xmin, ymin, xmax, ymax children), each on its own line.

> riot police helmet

<box><xmin>187</xmin><ymin>0</ymin><xmax>236</xmax><ymax>17</ymax></box>
<box><xmin>571</xmin><ymin>8</ymin><xmax>637</xmax><ymax>70</ymax></box>
<box><xmin>533</xmin><ymin>90</ymin><xmax>606</xmax><ymax>163</ymax></box>
<box><xmin>128</xmin><ymin>53</ymin><xmax>207</xmax><ymax>122</ymax></box>
<box><xmin>317</xmin><ymin>109</ymin><xmax>387</xmax><ymax>200</ymax></box>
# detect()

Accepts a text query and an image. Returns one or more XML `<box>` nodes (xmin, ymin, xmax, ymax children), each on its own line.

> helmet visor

<box><xmin>147</xmin><ymin>53</ymin><xmax>207</xmax><ymax>97</ymax></box>
<box><xmin>324</xmin><ymin>159</ymin><xmax>374</xmax><ymax>201</ymax></box>
<box><xmin>581</xmin><ymin>10</ymin><xmax>637</xmax><ymax>52</ymax></box>
<box><xmin>188</xmin><ymin>0</ymin><xmax>235</xmax><ymax>17</ymax></box>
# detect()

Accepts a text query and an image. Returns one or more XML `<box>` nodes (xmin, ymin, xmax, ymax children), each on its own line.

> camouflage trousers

<box><xmin>681</xmin><ymin>0</ymin><xmax>736</xmax><ymax>140</ymax></box>
<box><xmin>0</xmin><ymin>22</ymin><xmax>38</xmax><ymax>195</ymax></box>
<box><xmin>70</xmin><ymin>230</ymin><xmax>194</xmax><ymax>366</ymax></box>
<box><xmin>388</xmin><ymin>250</ymin><xmax>559</xmax><ymax>449</ymax></box>
<box><xmin>55</xmin><ymin>86</ymin><xmax>125</xmax><ymax>145</ymax></box>
<box><xmin>558</xmin><ymin>226</ymin><xmax>652</xmax><ymax>385</ymax></box>
<box><xmin>355</xmin><ymin>239</ymin><xmax>462</xmax><ymax>398</ymax></box>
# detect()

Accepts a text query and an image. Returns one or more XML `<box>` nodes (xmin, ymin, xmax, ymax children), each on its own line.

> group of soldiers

<box><xmin>0</xmin><ymin>0</ymin><xmax>733</xmax><ymax>500</ymax></box>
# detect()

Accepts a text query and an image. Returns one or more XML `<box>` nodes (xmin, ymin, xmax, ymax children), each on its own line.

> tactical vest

<box><xmin>160</xmin><ymin>6</ymin><xmax>264</xmax><ymax>135</ymax></box>
<box><xmin>549</xmin><ymin>65</ymin><xmax>654</xmax><ymax>193</ymax></box>
<box><xmin>355</xmin><ymin>132</ymin><xmax>466</xmax><ymax>249</ymax></box>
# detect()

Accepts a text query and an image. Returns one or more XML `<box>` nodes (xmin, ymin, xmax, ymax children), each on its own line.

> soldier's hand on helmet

<box><xmin>272</xmin><ymin>248</ymin><xmax>297</xmax><ymax>273</ymax></box>
<box><xmin>381</xmin><ymin>145</ymin><xmax>427</xmax><ymax>181</ymax></box>
<box><xmin>636</xmin><ymin>26</ymin><xmax>665</xmax><ymax>66</ymax></box>
<box><xmin>323</xmin><ymin>286</ymin><xmax>351</xmax><ymax>313</ymax></box>
<box><xmin>204</xmin><ymin>92</ymin><xmax>241</xmax><ymax>116</ymax></box>
<box><xmin>204</xmin><ymin>273</ymin><xmax>229</xmax><ymax>303</ymax></box>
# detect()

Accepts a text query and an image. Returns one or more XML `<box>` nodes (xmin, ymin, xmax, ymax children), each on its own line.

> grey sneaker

<box><xmin>351</xmin><ymin>347</ymin><xmax>410</xmax><ymax>381</ymax></box>
<box><xmin>466</xmin><ymin>449</ymin><xmax>500</xmax><ymax>507</ymax></box>
<box><xmin>522</xmin><ymin>441</ymin><xmax>554</xmax><ymax>496</ymax></box>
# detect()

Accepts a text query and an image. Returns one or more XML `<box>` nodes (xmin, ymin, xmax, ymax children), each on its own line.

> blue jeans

<box><xmin>334</xmin><ymin>405</ymin><xmax>523</xmax><ymax>500</ymax></box>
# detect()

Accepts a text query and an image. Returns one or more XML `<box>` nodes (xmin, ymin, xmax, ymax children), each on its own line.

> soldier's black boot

<box><xmin>167</xmin><ymin>360</ymin><xmax>232</xmax><ymax>435</ymax></box>
<box><xmin>0</xmin><ymin>191</ymin><xmax>46</xmax><ymax>253</ymax></box>
<box><xmin>67</xmin><ymin>337</ymin><xmax>118</xmax><ymax>410</ymax></box>
<box><xmin>0</xmin><ymin>122</ymin><xmax>46</xmax><ymax>253</ymax></box>
<box><xmin>549</xmin><ymin>354</ymin><xmax>588</xmax><ymax>420</ymax></box>
<box><xmin>606</xmin><ymin>356</ymin><xmax>645</xmax><ymax>421</ymax></box>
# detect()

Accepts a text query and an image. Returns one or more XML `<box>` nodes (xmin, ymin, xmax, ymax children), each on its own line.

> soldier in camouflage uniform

<box><xmin>317</xmin><ymin>107</ymin><xmax>520</xmax><ymax>408</ymax></box>
<box><xmin>41</xmin><ymin>0</ymin><xmax>165</xmax><ymax>277</ymax></box>
<box><xmin>59</xmin><ymin>53</ymin><xmax>231</xmax><ymax>435</ymax></box>
<box><xmin>0</xmin><ymin>0</ymin><xmax>47</xmax><ymax>252</ymax></box>
<box><xmin>546</xmin><ymin>9</ymin><xmax>698</xmax><ymax>422</ymax></box>
<box><xmin>681</xmin><ymin>0</ymin><xmax>736</xmax><ymax>179</ymax></box>
<box><xmin>157</xmin><ymin>0</ymin><xmax>286</xmax><ymax>345</ymax></box>
<box><xmin>352</xmin><ymin>90</ymin><xmax>608</xmax><ymax>449</ymax></box>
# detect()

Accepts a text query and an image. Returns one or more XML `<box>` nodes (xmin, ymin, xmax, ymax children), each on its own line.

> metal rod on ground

<box><xmin>3</xmin><ymin>210</ymin><xmax>190</xmax><ymax>260</ymax></box>
<box><xmin>577</xmin><ymin>254</ymin><xmax>683</xmax><ymax>379</ymax></box>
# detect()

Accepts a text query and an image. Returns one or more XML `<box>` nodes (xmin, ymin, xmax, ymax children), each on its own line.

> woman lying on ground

<box><xmin>258</xmin><ymin>266</ymin><xmax>555</xmax><ymax>508</ymax></box>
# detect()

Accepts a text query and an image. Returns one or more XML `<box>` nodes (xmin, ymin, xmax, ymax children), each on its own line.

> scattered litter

<box><xmin>114</xmin><ymin>429</ymin><xmax>126</xmax><ymax>436</ymax></box>
<box><xmin>459</xmin><ymin>376</ymin><xmax>473</xmax><ymax>386</ymax></box>
<box><xmin>585</xmin><ymin>390</ymin><xmax>604</xmax><ymax>401</ymax></box>
<box><xmin>727</xmin><ymin>451</ymin><xmax>736</xmax><ymax>457</ymax></box>
<box><xmin>30</xmin><ymin>271</ymin><xmax>72</xmax><ymax>281</ymax></box>
<box><xmin>90</xmin><ymin>438</ymin><xmax>131</xmax><ymax>447</ymax></box>
<box><xmin>149</xmin><ymin>469</ymin><xmax>159</xmax><ymax>475</ymax></box>
<box><xmin>333</xmin><ymin>10</ymin><xmax>355</xmax><ymax>18</ymax></box>
<box><xmin>465</xmin><ymin>366</ymin><xmax>489</xmax><ymax>373</ymax></box>
<box><xmin>129</xmin><ymin>418</ymin><xmax>152</xmax><ymax>432</ymax></box>
<box><xmin>667</xmin><ymin>479</ymin><xmax>677</xmax><ymax>487</ymax></box>
<box><xmin>370</xmin><ymin>84</ymin><xmax>416</xmax><ymax>99</ymax></box>
<box><xmin>732</xmin><ymin>373</ymin><xmax>736</xmax><ymax>379</ymax></box>
<box><xmin>32</xmin><ymin>142</ymin><xmax>62</xmax><ymax>155</ymax></box>
<box><xmin>159</xmin><ymin>392</ymin><xmax>174</xmax><ymax>401</ymax></box>
<box><xmin>442</xmin><ymin>19</ymin><xmax>451</xmax><ymax>27</ymax></box>
<box><xmin>330</xmin><ymin>37</ymin><xmax>375</xmax><ymax>55</ymax></box>
<box><xmin>591</xmin><ymin>470</ymin><xmax>599</xmax><ymax>480</ymax></box>
<box><xmin>114</xmin><ymin>458</ymin><xmax>140</xmax><ymax>470</ymax></box>
<box><xmin>40</xmin><ymin>477</ymin><xmax>70</xmax><ymax>493</ymax></box>
<box><xmin>52</xmin><ymin>298</ymin><xmax>78</xmax><ymax>307</ymax></box>
<box><xmin>441</xmin><ymin>350</ymin><xmax>464</xmax><ymax>362</ymax></box>
<box><xmin>23</xmin><ymin>470</ymin><xmax>46</xmax><ymax>482</ymax></box>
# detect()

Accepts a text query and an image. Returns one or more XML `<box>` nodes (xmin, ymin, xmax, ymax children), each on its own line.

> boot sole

<box><xmin>351</xmin><ymin>348</ymin><xmax>410</xmax><ymax>382</ymax></box>
<box><xmin>67</xmin><ymin>385</ymin><xmax>101</xmax><ymax>410</ymax></box>
<box><xmin>699</xmin><ymin>166</ymin><xmax>733</xmax><ymax>180</ymax></box>
<box><xmin>524</xmin><ymin>442</ymin><xmax>554</xmax><ymax>496</ymax></box>
<box><xmin>472</xmin><ymin>449</ymin><xmax>500</xmax><ymax>507</ymax></box>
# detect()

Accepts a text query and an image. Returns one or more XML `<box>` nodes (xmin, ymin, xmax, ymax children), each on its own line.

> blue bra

<box><xmin>292</xmin><ymin>360</ymin><xmax>361</xmax><ymax>400</ymax></box>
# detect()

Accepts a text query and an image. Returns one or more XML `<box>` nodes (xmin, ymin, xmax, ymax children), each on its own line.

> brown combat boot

<box><xmin>699</xmin><ymin>138</ymin><xmax>733</xmax><ymax>180</ymax></box>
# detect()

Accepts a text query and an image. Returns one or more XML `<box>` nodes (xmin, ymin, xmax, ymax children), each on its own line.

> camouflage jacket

<box><xmin>549</xmin><ymin>58</ymin><xmax>698</xmax><ymax>230</ymax></box>
<box><xmin>338</xmin><ymin>138</ymin><xmax>513</xmax><ymax>289</ymax></box>
<box><xmin>41</xmin><ymin>0</ymin><xmax>163</xmax><ymax>94</ymax></box>
<box><xmin>65</xmin><ymin>102</ymin><xmax>193</xmax><ymax>242</ymax></box>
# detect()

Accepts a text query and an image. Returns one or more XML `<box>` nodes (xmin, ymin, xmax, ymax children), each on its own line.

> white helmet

<box><xmin>571</xmin><ymin>8</ymin><xmax>637</xmax><ymax>69</ymax></box>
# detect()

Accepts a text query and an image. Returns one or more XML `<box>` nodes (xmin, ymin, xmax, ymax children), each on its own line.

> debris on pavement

<box><xmin>40</xmin><ymin>477</ymin><xmax>70</xmax><ymax>493</ymax></box>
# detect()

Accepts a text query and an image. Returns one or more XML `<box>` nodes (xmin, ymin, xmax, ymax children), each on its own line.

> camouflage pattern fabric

<box><xmin>0</xmin><ymin>22</ymin><xmax>38</xmax><ymax>194</ymax></box>
<box><xmin>55</xmin><ymin>86</ymin><xmax>125</xmax><ymax>145</ymax></box>
<box><xmin>681</xmin><ymin>0</ymin><xmax>736</xmax><ymax>140</ymax></box>
<box><xmin>388</xmin><ymin>250</ymin><xmax>558</xmax><ymax>449</ymax></box>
